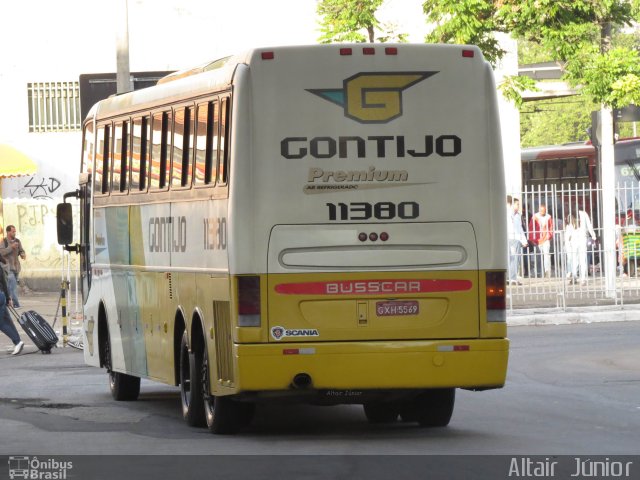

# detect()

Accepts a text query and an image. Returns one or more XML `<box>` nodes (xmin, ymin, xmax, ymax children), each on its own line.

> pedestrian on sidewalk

<box><xmin>529</xmin><ymin>203</ymin><xmax>554</xmax><ymax>278</ymax></box>
<box><xmin>0</xmin><ymin>225</ymin><xmax>26</xmax><ymax>308</ymax></box>
<box><xmin>507</xmin><ymin>196</ymin><xmax>527</xmax><ymax>285</ymax></box>
<box><xmin>0</xmin><ymin>258</ymin><xmax>24</xmax><ymax>355</ymax></box>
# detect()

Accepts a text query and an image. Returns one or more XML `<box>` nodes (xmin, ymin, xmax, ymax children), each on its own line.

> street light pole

<box><xmin>116</xmin><ymin>0</ymin><xmax>132</xmax><ymax>94</ymax></box>
<box><xmin>600</xmin><ymin>21</ymin><xmax>616</xmax><ymax>299</ymax></box>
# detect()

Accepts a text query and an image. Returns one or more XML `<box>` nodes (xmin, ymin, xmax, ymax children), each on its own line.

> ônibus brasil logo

<box><xmin>307</xmin><ymin>72</ymin><xmax>437</xmax><ymax>124</ymax></box>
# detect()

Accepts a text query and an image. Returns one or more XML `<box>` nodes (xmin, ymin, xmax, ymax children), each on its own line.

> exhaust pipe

<box><xmin>291</xmin><ymin>373</ymin><xmax>312</xmax><ymax>389</ymax></box>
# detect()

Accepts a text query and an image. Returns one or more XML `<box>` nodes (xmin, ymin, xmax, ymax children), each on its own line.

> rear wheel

<box><xmin>203</xmin><ymin>345</ymin><xmax>254</xmax><ymax>434</ymax></box>
<box><xmin>104</xmin><ymin>325</ymin><xmax>140</xmax><ymax>401</ymax></box>
<box><xmin>399</xmin><ymin>389</ymin><xmax>455</xmax><ymax>427</ymax></box>
<box><xmin>363</xmin><ymin>402</ymin><xmax>399</xmax><ymax>424</ymax></box>
<box><xmin>179</xmin><ymin>331</ymin><xmax>206</xmax><ymax>427</ymax></box>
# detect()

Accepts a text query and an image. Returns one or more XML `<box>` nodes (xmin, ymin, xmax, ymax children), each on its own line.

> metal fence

<box><xmin>508</xmin><ymin>183</ymin><xmax>640</xmax><ymax>310</ymax></box>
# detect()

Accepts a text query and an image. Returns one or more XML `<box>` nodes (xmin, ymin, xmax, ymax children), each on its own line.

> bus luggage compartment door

<box><xmin>266</xmin><ymin>223</ymin><xmax>480</xmax><ymax>342</ymax></box>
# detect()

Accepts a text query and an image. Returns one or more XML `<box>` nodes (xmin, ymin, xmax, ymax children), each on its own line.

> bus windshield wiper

<box><xmin>625</xmin><ymin>159</ymin><xmax>640</xmax><ymax>182</ymax></box>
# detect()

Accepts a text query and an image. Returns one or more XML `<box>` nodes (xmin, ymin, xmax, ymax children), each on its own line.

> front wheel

<box><xmin>399</xmin><ymin>388</ymin><xmax>455</xmax><ymax>427</ymax></box>
<box><xmin>104</xmin><ymin>324</ymin><xmax>140</xmax><ymax>401</ymax></box>
<box><xmin>203</xmin><ymin>345</ymin><xmax>254</xmax><ymax>434</ymax></box>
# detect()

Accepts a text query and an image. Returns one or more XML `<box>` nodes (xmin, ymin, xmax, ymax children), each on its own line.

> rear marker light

<box><xmin>462</xmin><ymin>49</ymin><xmax>475</xmax><ymax>58</ymax></box>
<box><xmin>261</xmin><ymin>51</ymin><xmax>275</xmax><ymax>60</ymax></box>
<box><xmin>238</xmin><ymin>276</ymin><xmax>261</xmax><ymax>327</ymax></box>
<box><xmin>363</xmin><ymin>47</ymin><xmax>375</xmax><ymax>55</ymax></box>
<box><xmin>486</xmin><ymin>271</ymin><xmax>506</xmax><ymax>322</ymax></box>
<box><xmin>369</xmin><ymin>232</ymin><xmax>378</xmax><ymax>242</ymax></box>
<box><xmin>438</xmin><ymin>345</ymin><xmax>471</xmax><ymax>352</ymax></box>
<box><xmin>380</xmin><ymin>232</ymin><xmax>389</xmax><ymax>242</ymax></box>
<box><xmin>340</xmin><ymin>48</ymin><xmax>353</xmax><ymax>56</ymax></box>
<box><xmin>385</xmin><ymin>47</ymin><xmax>398</xmax><ymax>55</ymax></box>
<box><xmin>283</xmin><ymin>348</ymin><xmax>316</xmax><ymax>355</ymax></box>
<box><xmin>358</xmin><ymin>232</ymin><xmax>368</xmax><ymax>242</ymax></box>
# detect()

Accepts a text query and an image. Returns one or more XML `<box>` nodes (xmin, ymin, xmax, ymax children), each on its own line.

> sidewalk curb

<box><xmin>508</xmin><ymin>304</ymin><xmax>640</xmax><ymax>326</ymax></box>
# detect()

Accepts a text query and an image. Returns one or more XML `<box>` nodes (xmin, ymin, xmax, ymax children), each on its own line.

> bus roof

<box><xmin>86</xmin><ymin>43</ymin><xmax>486</xmax><ymax>123</ymax></box>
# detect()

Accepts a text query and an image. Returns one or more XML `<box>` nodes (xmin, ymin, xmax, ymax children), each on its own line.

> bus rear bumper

<box><xmin>233</xmin><ymin>338</ymin><xmax>509</xmax><ymax>392</ymax></box>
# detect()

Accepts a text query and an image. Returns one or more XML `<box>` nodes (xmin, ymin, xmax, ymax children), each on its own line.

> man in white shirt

<box><xmin>507</xmin><ymin>196</ymin><xmax>527</xmax><ymax>285</ymax></box>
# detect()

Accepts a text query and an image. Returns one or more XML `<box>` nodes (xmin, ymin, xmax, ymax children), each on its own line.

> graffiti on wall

<box><xmin>2</xmin><ymin>199</ymin><xmax>79</xmax><ymax>278</ymax></box>
<box><xmin>18</xmin><ymin>176</ymin><xmax>62</xmax><ymax>200</ymax></box>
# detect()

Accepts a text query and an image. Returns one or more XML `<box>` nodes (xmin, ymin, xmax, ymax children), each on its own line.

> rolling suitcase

<box><xmin>8</xmin><ymin>306</ymin><xmax>58</xmax><ymax>354</ymax></box>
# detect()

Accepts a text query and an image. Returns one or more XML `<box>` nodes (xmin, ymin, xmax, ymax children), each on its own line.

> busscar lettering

<box><xmin>281</xmin><ymin>135</ymin><xmax>461</xmax><ymax>159</ymax></box>
<box><xmin>148</xmin><ymin>216</ymin><xmax>187</xmax><ymax>253</ymax></box>
<box><xmin>326</xmin><ymin>281</ymin><xmax>421</xmax><ymax>294</ymax></box>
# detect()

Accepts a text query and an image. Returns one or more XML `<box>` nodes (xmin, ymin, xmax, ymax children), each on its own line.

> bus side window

<box><xmin>131</xmin><ymin>116</ymin><xmax>149</xmax><ymax>192</ymax></box>
<box><xmin>172</xmin><ymin>106</ymin><xmax>194</xmax><ymax>188</ymax></box>
<box><xmin>563</xmin><ymin>158</ymin><xmax>577</xmax><ymax>185</ymax></box>
<box><xmin>218</xmin><ymin>97</ymin><xmax>230</xmax><ymax>186</ymax></box>
<box><xmin>95</xmin><ymin>124</ymin><xmax>110</xmax><ymax>195</ymax></box>
<box><xmin>530</xmin><ymin>161</ymin><xmax>545</xmax><ymax>187</ymax></box>
<box><xmin>195</xmin><ymin>101</ymin><xmax>216</xmax><ymax>185</ymax></box>
<box><xmin>81</xmin><ymin>122</ymin><xmax>94</xmax><ymax>175</ymax></box>
<box><xmin>163</xmin><ymin>111</ymin><xmax>172</xmax><ymax>189</ymax></box>
<box><xmin>577</xmin><ymin>157</ymin><xmax>589</xmax><ymax>180</ymax></box>
<box><xmin>151</xmin><ymin>112</ymin><xmax>171</xmax><ymax>190</ymax></box>
<box><xmin>547</xmin><ymin>159</ymin><xmax>561</xmax><ymax>187</ymax></box>
<box><xmin>111</xmin><ymin>121</ymin><xmax>129</xmax><ymax>193</ymax></box>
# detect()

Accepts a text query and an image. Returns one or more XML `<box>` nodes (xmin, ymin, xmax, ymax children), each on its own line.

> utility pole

<box><xmin>116</xmin><ymin>0</ymin><xmax>132</xmax><ymax>94</ymax></box>
<box><xmin>600</xmin><ymin>21</ymin><xmax>616</xmax><ymax>298</ymax></box>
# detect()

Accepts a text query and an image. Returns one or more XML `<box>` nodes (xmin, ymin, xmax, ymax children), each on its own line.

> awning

<box><xmin>0</xmin><ymin>144</ymin><xmax>38</xmax><ymax>178</ymax></box>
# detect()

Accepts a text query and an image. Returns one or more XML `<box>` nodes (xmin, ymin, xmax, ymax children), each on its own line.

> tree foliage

<box><xmin>423</xmin><ymin>0</ymin><xmax>640</xmax><ymax>109</ymax></box>
<box><xmin>317</xmin><ymin>0</ymin><xmax>408</xmax><ymax>43</ymax></box>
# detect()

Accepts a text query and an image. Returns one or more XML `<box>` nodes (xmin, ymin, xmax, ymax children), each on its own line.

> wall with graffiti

<box><xmin>1</xmin><ymin>134</ymin><xmax>80</xmax><ymax>291</ymax></box>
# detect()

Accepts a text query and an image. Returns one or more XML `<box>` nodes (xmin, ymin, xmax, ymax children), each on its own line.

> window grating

<box><xmin>27</xmin><ymin>81</ymin><xmax>81</xmax><ymax>132</ymax></box>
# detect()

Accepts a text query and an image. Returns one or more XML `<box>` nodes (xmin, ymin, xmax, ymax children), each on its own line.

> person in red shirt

<box><xmin>528</xmin><ymin>203</ymin><xmax>554</xmax><ymax>278</ymax></box>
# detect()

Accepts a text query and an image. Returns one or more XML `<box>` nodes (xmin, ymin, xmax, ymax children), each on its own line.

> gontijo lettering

<box><xmin>149</xmin><ymin>216</ymin><xmax>187</xmax><ymax>253</ymax></box>
<box><xmin>281</xmin><ymin>135</ymin><xmax>461</xmax><ymax>159</ymax></box>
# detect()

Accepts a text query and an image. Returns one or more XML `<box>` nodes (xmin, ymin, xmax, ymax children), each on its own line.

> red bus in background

<box><xmin>521</xmin><ymin>138</ymin><xmax>640</xmax><ymax>195</ymax></box>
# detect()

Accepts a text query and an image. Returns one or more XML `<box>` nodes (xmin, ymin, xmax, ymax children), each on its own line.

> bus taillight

<box><xmin>238</xmin><ymin>276</ymin><xmax>261</xmax><ymax>327</ymax></box>
<box><xmin>486</xmin><ymin>271</ymin><xmax>506</xmax><ymax>322</ymax></box>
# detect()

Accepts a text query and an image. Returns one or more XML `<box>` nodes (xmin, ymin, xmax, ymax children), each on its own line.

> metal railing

<box><xmin>507</xmin><ymin>183</ymin><xmax>640</xmax><ymax>310</ymax></box>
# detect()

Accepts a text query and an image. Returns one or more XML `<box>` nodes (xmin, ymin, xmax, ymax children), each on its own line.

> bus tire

<box><xmin>104</xmin><ymin>323</ymin><xmax>140</xmax><ymax>401</ymax></box>
<box><xmin>399</xmin><ymin>388</ymin><xmax>455</xmax><ymax>427</ymax></box>
<box><xmin>109</xmin><ymin>371</ymin><xmax>141</xmax><ymax>401</ymax></box>
<box><xmin>363</xmin><ymin>402</ymin><xmax>399</xmax><ymax>423</ymax></box>
<box><xmin>202</xmin><ymin>346</ymin><xmax>254</xmax><ymax>434</ymax></box>
<box><xmin>179</xmin><ymin>331</ymin><xmax>206</xmax><ymax>427</ymax></box>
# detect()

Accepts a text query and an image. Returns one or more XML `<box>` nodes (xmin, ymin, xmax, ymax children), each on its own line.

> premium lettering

<box><xmin>308</xmin><ymin>166</ymin><xmax>408</xmax><ymax>183</ymax></box>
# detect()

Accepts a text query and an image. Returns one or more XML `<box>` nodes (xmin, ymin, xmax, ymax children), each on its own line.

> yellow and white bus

<box><xmin>58</xmin><ymin>44</ymin><xmax>509</xmax><ymax>434</ymax></box>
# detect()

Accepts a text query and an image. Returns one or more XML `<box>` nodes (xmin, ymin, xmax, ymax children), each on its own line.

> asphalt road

<box><xmin>0</xmin><ymin>320</ymin><xmax>638</xmax><ymax>479</ymax></box>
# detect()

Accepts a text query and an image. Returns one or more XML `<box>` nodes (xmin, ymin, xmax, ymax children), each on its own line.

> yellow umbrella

<box><xmin>0</xmin><ymin>144</ymin><xmax>38</xmax><ymax>177</ymax></box>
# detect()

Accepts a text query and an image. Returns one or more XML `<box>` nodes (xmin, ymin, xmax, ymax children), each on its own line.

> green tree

<box><xmin>423</xmin><ymin>0</ymin><xmax>640</xmax><ymax>109</ymax></box>
<box><xmin>317</xmin><ymin>0</ymin><xmax>408</xmax><ymax>43</ymax></box>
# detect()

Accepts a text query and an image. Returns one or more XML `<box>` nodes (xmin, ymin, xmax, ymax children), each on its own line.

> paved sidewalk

<box><xmin>2</xmin><ymin>290</ymin><xmax>640</xmax><ymax>355</ymax></box>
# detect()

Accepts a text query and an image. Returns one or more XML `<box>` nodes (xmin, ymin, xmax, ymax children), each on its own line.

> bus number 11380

<box><xmin>326</xmin><ymin>201</ymin><xmax>419</xmax><ymax>221</ymax></box>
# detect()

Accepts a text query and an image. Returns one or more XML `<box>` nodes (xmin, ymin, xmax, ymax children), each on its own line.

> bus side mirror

<box><xmin>56</xmin><ymin>202</ymin><xmax>74</xmax><ymax>246</ymax></box>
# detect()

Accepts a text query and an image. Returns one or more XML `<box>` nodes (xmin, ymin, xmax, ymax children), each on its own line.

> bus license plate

<box><xmin>376</xmin><ymin>301</ymin><xmax>419</xmax><ymax>317</ymax></box>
